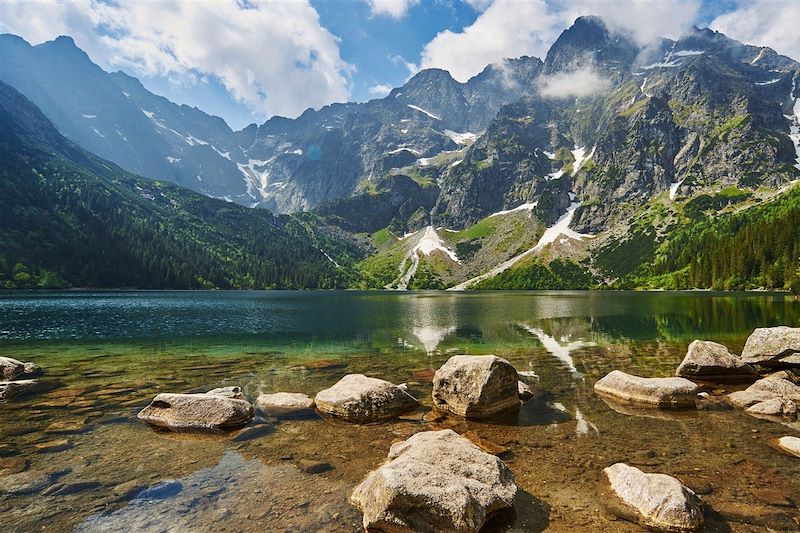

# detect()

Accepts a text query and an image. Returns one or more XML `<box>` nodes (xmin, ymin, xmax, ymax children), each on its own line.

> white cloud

<box><xmin>419</xmin><ymin>0</ymin><xmax>562</xmax><ymax>82</ymax></box>
<box><xmin>0</xmin><ymin>0</ymin><xmax>353</xmax><ymax>120</ymax></box>
<box><xmin>366</xmin><ymin>0</ymin><xmax>420</xmax><ymax>19</ymax></box>
<box><xmin>537</xmin><ymin>65</ymin><xmax>611</xmax><ymax>98</ymax></box>
<box><xmin>710</xmin><ymin>0</ymin><xmax>800</xmax><ymax>61</ymax></box>
<box><xmin>418</xmin><ymin>0</ymin><xmax>701</xmax><ymax>82</ymax></box>
<box><xmin>463</xmin><ymin>0</ymin><xmax>494</xmax><ymax>12</ymax></box>
<box><xmin>368</xmin><ymin>83</ymin><xmax>393</xmax><ymax>97</ymax></box>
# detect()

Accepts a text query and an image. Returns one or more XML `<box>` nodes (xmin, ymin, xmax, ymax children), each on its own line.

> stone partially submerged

<box><xmin>256</xmin><ymin>392</ymin><xmax>315</xmax><ymax>417</ymax></box>
<box><xmin>350</xmin><ymin>429</ymin><xmax>517</xmax><ymax>532</ymax></box>
<box><xmin>746</xmin><ymin>397</ymin><xmax>797</xmax><ymax>420</ymax></box>
<box><xmin>741</xmin><ymin>327</ymin><xmax>800</xmax><ymax>367</ymax></box>
<box><xmin>675</xmin><ymin>340</ymin><xmax>758</xmax><ymax>382</ymax></box>
<box><xmin>432</xmin><ymin>355</ymin><xmax>520</xmax><ymax>418</ymax></box>
<box><xmin>727</xmin><ymin>377</ymin><xmax>800</xmax><ymax>408</ymax></box>
<box><xmin>603</xmin><ymin>463</ymin><xmax>704</xmax><ymax>532</ymax></box>
<box><xmin>137</xmin><ymin>393</ymin><xmax>254</xmax><ymax>432</ymax></box>
<box><xmin>594</xmin><ymin>371</ymin><xmax>698</xmax><ymax>408</ymax></box>
<box><xmin>778</xmin><ymin>436</ymin><xmax>800</xmax><ymax>458</ymax></box>
<box><xmin>0</xmin><ymin>357</ymin><xmax>41</xmax><ymax>380</ymax></box>
<box><xmin>0</xmin><ymin>380</ymin><xmax>43</xmax><ymax>401</ymax></box>
<box><xmin>314</xmin><ymin>374</ymin><xmax>418</xmax><ymax>423</ymax></box>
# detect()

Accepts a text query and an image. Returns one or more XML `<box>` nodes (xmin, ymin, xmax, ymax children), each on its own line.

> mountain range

<box><xmin>1</xmin><ymin>16</ymin><xmax>799</xmax><ymax>291</ymax></box>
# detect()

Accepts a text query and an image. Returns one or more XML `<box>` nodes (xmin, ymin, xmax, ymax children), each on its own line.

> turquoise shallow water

<box><xmin>0</xmin><ymin>290</ymin><xmax>799</xmax><ymax>532</ymax></box>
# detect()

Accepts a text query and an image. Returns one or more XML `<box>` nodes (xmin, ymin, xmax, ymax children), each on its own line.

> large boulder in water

<box><xmin>137</xmin><ymin>393</ymin><xmax>254</xmax><ymax>432</ymax></box>
<box><xmin>0</xmin><ymin>357</ymin><xmax>40</xmax><ymax>380</ymax></box>
<box><xmin>675</xmin><ymin>340</ymin><xmax>757</xmax><ymax>382</ymax></box>
<box><xmin>0</xmin><ymin>380</ymin><xmax>43</xmax><ymax>401</ymax></box>
<box><xmin>603</xmin><ymin>463</ymin><xmax>704</xmax><ymax>532</ymax></box>
<box><xmin>314</xmin><ymin>374</ymin><xmax>418</xmax><ymax>423</ymax></box>
<box><xmin>727</xmin><ymin>377</ymin><xmax>800</xmax><ymax>408</ymax></box>
<box><xmin>741</xmin><ymin>327</ymin><xmax>800</xmax><ymax>367</ymax></box>
<box><xmin>594</xmin><ymin>371</ymin><xmax>698</xmax><ymax>408</ymax></box>
<box><xmin>432</xmin><ymin>355</ymin><xmax>520</xmax><ymax>418</ymax></box>
<box><xmin>350</xmin><ymin>429</ymin><xmax>517</xmax><ymax>532</ymax></box>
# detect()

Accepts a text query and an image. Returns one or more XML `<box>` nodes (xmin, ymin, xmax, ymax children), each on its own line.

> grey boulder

<box><xmin>256</xmin><ymin>392</ymin><xmax>315</xmax><ymax>417</ymax></box>
<box><xmin>350</xmin><ymin>429</ymin><xmax>517</xmax><ymax>532</ymax></box>
<box><xmin>594</xmin><ymin>371</ymin><xmax>698</xmax><ymax>408</ymax></box>
<box><xmin>727</xmin><ymin>377</ymin><xmax>800</xmax><ymax>408</ymax></box>
<box><xmin>206</xmin><ymin>386</ymin><xmax>245</xmax><ymax>399</ymax></box>
<box><xmin>0</xmin><ymin>357</ymin><xmax>40</xmax><ymax>380</ymax></box>
<box><xmin>603</xmin><ymin>463</ymin><xmax>704</xmax><ymax>532</ymax></box>
<box><xmin>745</xmin><ymin>397</ymin><xmax>797</xmax><ymax>420</ymax></box>
<box><xmin>432</xmin><ymin>355</ymin><xmax>520</xmax><ymax>418</ymax></box>
<box><xmin>314</xmin><ymin>374</ymin><xmax>418</xmax><ymax>423</ymax></box>
<box><xmin>675</xmin><ymin>340</ymin><xmax>757</xmax><ymax>382</ymax></box>
<box><xmin>741</xmin><ymin>327</ymin><xmax>800</xmax><ymax>367</ymax></box>
<box><xmin>137</xmin><ymin>393</ymin><xmax>254</xmax><ymax>432</ymax></box>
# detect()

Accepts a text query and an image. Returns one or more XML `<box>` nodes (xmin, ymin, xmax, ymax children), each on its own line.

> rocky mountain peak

<box><xmin>544</xmin><ymin>15</ymin><xmax>639</xmax><ymax>74</ymax></box>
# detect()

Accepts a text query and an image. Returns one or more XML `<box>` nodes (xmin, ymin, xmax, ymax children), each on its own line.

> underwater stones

<box><xmin>0</xmin><ymin>468</ymin><xmax>69</xmax><ymax>496</ymax></box>
<box><xmin>603</xmin><ymin>463</ymin><xmax>704</xmax><ymax>532</ymax></box>
<box><xmin>727</xmin><ymin>377</ymin><xmax>800</xmax><ymax>408</ymax></box>
<box><xmin>314</xmin><ymin>374</ymin><xmax>418</xmax><ymax>423</ymax></box>
<box><xmin>350</xmin><ymin>429</ymin><xmax>517</xmax><ymax>533</ymax></box>
<box><xmin>777</xmin><ymin>436</ymin><xmax>800</xmax><ymax>458</ymax></box>
<box><xmin>137</xmin><ymin>393</ymin><xmax>254</xmax><ymax>432</ymax></box>
<box><xmin>675</xmin><ymin>340</ymin><xmax>758</xmax><ymax>382</ymax></box>
<box><xmin>741</xmin><ymin>327</ymin><xmax>800</xmax><ymax>367</ymax></box>
<box><xmin>518</xmin><ymin>381</ymin><xmax>534</xmax><ymax>401</ymax></box>
<box><xmin>0</xmin><ymin>379</ymin><xmax>43</xmax><ymax>401</ymax></box>
<box><xmin>594</xmin><ymin>371</ymin><xmax>698</xmax><ymax>408</ymax></box>
<box><xmin>432</xmin><ymin>355</ymin><xmax>520</xmax><ymax>418</ymax></box>
<box><xmin>256</xmin><ymin>392</ymin><xmax>315</xmax><ymax>417</ymax></box>
<box><xmin>34</xmin><ymin>438</ymin><xmax>73</xmax><ymax>454</ymax></box>
<box><xmin>206</xmin><ymin>386</ymin><xmax>244</xmax><ymax>399</ymax></box>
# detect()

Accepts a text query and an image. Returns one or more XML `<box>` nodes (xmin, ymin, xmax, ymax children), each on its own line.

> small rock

<box><xmin>603</xmin><ymin>463</ymin><xmax>704</xmax><ymax>532</ymax></box>
<box><xmin>518</xmin><ymin>381</ymin><xmax>534</xmax><ymax>401</ymax></box>
<box><xmin>727</xmin><ymin>377</ymin><xmax>800</xmax><ymax>408</ymax></box>
<box><xmin>742</xmin><ymin>327</ymin><xmax>800</xmax><ymax>367</ymax></box>
<box><xmin>112</xmin><ymin>479</ymin><xmax>145</xmax><ymax>499</ymax></box>
<box><xmin>0</xmin><ymin>357</ymin><xmax>27</xmax><ymax>380</ymax></box>
<box><xmin>432</xmin><ymin>355</ymin><xmax>520</xmax><ymax>418</ymax></box>
<box><xmin>206</xmin><ymin>386</ymin><xmax>244</xmax><ymax>399</ymax></box>
<box><xmin>256</xmin><ymin>392</ymin><xmax>315</xmax><ymax>418</ymax></box>
<box><xmin>314</xmin><ymin>374</ymin><xmax>418</xmax><ymax>423</ymax></box>
<box><xmin>777</xmin><ymin>436</ymin><xmax>800</xmax><ymax>458</ymax></box>
<box><xmin>0</xmin><ymin>456</ymin><xmax>29</xmax><ymax>474</ymax></box>
<box><xmin>676</xmin><ymin>340</ymin><xmax>758</xmax><ymax>382</ymax></box>
<box><xmin>297</xmin><ymin>459</ymin><xmax>333</xmax><ymax>474</ymax></box>
<box><xmin>594</xmin><ymin>371</ymin><xmax>698</xmax><ymax>408</ymax></box>
<box><xmin>350</xmin><ymin>429</ymin><xmax>517</xmax><ymax>533</ymax></box>
<box><xmin>746</xmin><ymin>397</ymin><xmax>797</xmax><ymax>420</ymax></box>
<box><xmin>0</xmin><ymin>468</ymin><xmax>68</xmax><ymax>496</ymax></box>
<box><xmin>137</xmin><ymin>392</ymin><xmax>254</xmax><ymax>432</ymax></box>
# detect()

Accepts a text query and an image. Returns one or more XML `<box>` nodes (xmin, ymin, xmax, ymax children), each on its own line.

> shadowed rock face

<box><xmin>742</xmin><ymin>327</ymin><xmax>800</xmax><ymax>367</ymax></box>
<box><xmin>432</xmin><ymin>355</ymin><xmax>520</xmax><ymax>418</ymax></box>
<box><xmin>593</xmin><ymin>370</ymin><xmax>698</xmax><ymax>408</ymax></box>
<box><xmin>137</xmin><ymin>393</ymin><xmax>254</xmax><ymax>432</ymax></box>
<box><xmin>603</xmin><ymin>463</ymin><xmax>704</xmax><ymax>532</ymax></box>
<box><xmin>314</xmin><ymin>374</ymin><xmax>418</xmax><ymax>423</ymax></box>
<box><xmin>350</xmin><ymin>429</ymin><xmax>517</xmax><ymax>533</ymax></box>
<box><xmin>676</xmin><ymin>340</ymin><xmax>758</xmax><ymax>382</ymax></box>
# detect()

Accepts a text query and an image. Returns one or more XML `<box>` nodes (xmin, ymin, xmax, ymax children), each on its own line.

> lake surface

<box><xmin>0</xmin><ymin>290</ymin><xmax>799</xmax><ymax>532</ymax></box>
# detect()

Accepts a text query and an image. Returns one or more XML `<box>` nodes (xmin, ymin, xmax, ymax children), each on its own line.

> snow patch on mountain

<box><xmin>786</xmin><ymin>75</ymin><xmax>800</xmax><ymax>170</ymax></box>
<box><xmin>669</xmin><ymin>178</ymin><xmax>685</xmax><ymax>200</ymax></box>
<box><xmin>571</xmin><ymin>146</ymin><xmax>595</xmax><ymax>174</ymax></box>
<box><xmin>489</xmin><ymin>202</ymin><xmax>538</xmax><ymax>217</ymax></box>
<box><xmin>394</xmin><ymin>226</ymin><xmax>460</xmax><ymax>290</ymax></box>
<box><xmin>407</xmin><ymin>104</ymin><xmax>441</xmax><ymax>120</ymax></box>
<box><xmin>443</xmin><ymin>130</ymin><xmax>478</xmax><ymax>144</ymax></box>
<box><xmin>756</xmin><ymin>78</ymin><xmax>781</xmax><ymax>86</ymax></box>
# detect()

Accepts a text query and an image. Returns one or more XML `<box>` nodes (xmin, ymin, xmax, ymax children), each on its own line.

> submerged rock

<box><xmin>777</xmin><ymin>436</ymin><xmax>800</xmax><ymax>458</ymax></box>
<box><xmin>603</xmin><ymin>463</ymin><xmax>704</xmax><ymax>532</ymax></box>
<box><xmin>727</xmin><ymin>377</ymin><xmax>800</xmax><ymax>408</ymax></box>
<box><xmin>350</xmin><ymin>429</ymin><xmax>517</xmax><ymax>532</ymax></box>
<box><xmin>137</xmin><ymin>393</ymin><xmax>254</xmax><ymax>432</ymax></box>
<box><xmin>675</xmin><ymin>340</ymin><xmax>758</xmax><ymax>382</ymax></box>
<box><xmin>594</xmin><ymin>371</ymin><xmax>698</xmax><ymax>408</ymax></box>
<box><xmin>432</xmin><ymin>355</ymin><xmax>520</xmax><ymax>418</ymax></box>
<box><xmin>206</xmin><ymin>386</ymin><xmax>244</xmax><ymax>399</ymax></box>
<box><xmin>0</xmin><ymin>380</ymin><xmax>43</xmax><ymax>401</ymax></box>
<box><xmin>314</xmin><ymin>374</ymin><xmax>418</xmax><ymax>423</ymax></box>
<box><xmin>256</xmin><ymin>392</ymin><xmax>315</xmax><ymax>417</ymax></box>
<box><xmin>741</xmin><ymin>327</ymin><xmax>800</xmax><ymax>367</ymax></box>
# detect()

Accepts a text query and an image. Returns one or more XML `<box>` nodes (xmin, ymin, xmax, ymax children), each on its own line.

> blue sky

<box><xmin>1</xmin><ymin>1</ymin><xmax>798</xmax><ymax>130</ymax></box>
